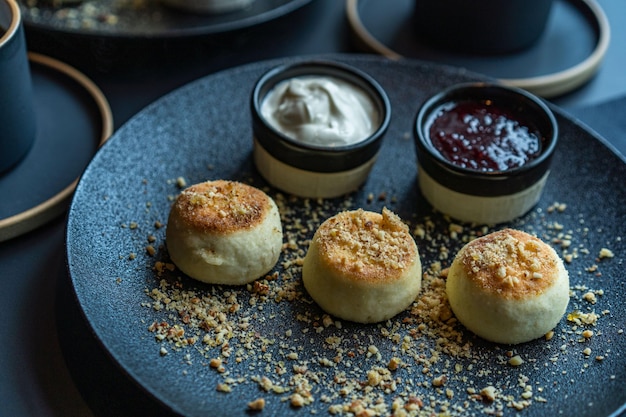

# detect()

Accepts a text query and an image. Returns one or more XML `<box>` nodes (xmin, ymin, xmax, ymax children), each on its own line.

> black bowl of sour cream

<box><xmin>251</xmin><ymin>60</ymin><xmax>391</xmax><ymax>199</ymax></box>
<box><xmin>414</xmin><ymin>82</ymin><xmax>558</xmax><ymax>224</ymax></box>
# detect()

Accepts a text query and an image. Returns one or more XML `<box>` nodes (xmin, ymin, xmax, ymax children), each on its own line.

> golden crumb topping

<box><xmin>315</xmin><ymin>208</ymin><xmax>418</xmax><ymax>283</ymax></box>
<box><xmin>457</xmin><ymin>228</ymin><xmax>561</xmax><ymax>299</ymax></box>
<box><xmin>172</xmin><ymin>180</ymin><xmax>272</xmax><ymax>234</ymax></box>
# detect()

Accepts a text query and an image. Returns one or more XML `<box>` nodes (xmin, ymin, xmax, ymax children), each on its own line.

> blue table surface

<box><xmin>2</xmin><ymin>1</ymin><xmax>625</xmax><ymax>416</ymax></box>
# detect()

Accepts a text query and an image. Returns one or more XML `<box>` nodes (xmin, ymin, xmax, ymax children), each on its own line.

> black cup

<box><xmin>413</xmin><ymin>0</ymin><xmax>555</xmax><ymax>54</ymax></box>
<box><xmin>0</xmin><ymin>0</ymin><xmax>36</xmax><ymax>173</ymax></box>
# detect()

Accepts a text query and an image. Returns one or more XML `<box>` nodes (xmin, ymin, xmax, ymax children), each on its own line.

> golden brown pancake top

<box><xmin>171</xmin><ymin>180</ymin><xmax>272</xmax><ymax>234</ymax></box>
<box><xmin>315</xmin><ymin>208</ymin><xmax>418</xmax><ymax>283</ymax></box>
<box><xmin>456</xmin><ymin>228</ymin><xmax>560</xmax><ymax>299</ymax></box>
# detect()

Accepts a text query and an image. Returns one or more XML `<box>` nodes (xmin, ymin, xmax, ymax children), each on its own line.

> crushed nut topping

<box><xmin>124</xmin><ymin>182</ymin><xmax>618</xmax><ymax>416</ymax></box>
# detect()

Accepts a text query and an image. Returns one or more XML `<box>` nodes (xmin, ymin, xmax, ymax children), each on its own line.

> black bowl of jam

<box><xmin>414</xmin><ymin>82</ymin><xmax>558</xmax><ymax>224</ymax></box>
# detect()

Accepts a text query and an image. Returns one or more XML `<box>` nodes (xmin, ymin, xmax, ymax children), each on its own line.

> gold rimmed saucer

<box><xmin>0</xmin><ymin>53</ymin><xmax>113</xmax><ymax>242</ymax></box>
<box><xmin>346</xmin><ymin>0</ymin><xmax>610</xmax><ymax>98</ymax></box>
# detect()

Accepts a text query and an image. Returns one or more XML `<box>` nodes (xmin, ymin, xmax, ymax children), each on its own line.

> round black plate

<box><xmin>21</xmin><ymin>0</ymin><xmax>311</xmax><ymax>39</ymax></box>
<box><xmin>66</xmin><ymin>55</ymin><xmax>626</xmax><ymax>417</ymax></box>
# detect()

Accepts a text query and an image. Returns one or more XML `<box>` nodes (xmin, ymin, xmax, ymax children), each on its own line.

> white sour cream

<box><xmin>260</xmin><ymin>76</ymin><xmax>378</xmax><ymax>147</ymax></box>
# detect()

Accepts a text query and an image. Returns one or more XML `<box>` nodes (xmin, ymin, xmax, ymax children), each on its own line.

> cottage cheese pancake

<box><xmin>446</xmin><ymin>228</ymin><xmax>569</xmax><ymax>344</ymax></box>
<box><xmin>302</xmin><ymin>208</ymin><xmax>422</xmax><ymax>323</ymax></box>
<box><xmin>166</xmin><ymin>180</ymin><xmax>283</xmax><ymax>285</ymax></box>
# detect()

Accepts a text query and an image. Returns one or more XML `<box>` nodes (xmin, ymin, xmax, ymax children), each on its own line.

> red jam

<box><xmin>428</xmin><ymin>101</ymin><xmax>542</xmax><ymax>172</ymax></box>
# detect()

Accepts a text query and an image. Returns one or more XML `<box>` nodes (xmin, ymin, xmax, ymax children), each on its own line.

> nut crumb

<box><xmin>248</xmin><ymin>398</ymin><xmax>265</xmax><ymax>411</ymax></box>
<box><xmin>480</xmin><ymin>386</ymin><xmax>497</xmax><ymax>402</ymax></box>
<box><xmin>598</xmin><ymin>248</ymin><xmax>614</xmax><ymax>259</ymax></box>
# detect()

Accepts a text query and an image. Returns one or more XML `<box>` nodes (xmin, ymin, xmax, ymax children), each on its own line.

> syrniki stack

<box><xmin>166</xmin><ymin>180</ymin><xmax>283</xmax><ymax>285</ymax></box>
<box><xmin>302</xmin><ymin>208</ymin><xmax>422</xmax><ymax>323</ymax></box>
<box><xmin>446</xmin><ymin>228</ymin><xmax>569</xmax><ymax>344</ymax></box>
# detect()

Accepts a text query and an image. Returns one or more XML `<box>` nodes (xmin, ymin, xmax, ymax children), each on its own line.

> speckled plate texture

<box><xmin>66</xmin><ymin>55</ymin><xmax>626</xmax><ymax>417</ymax></box>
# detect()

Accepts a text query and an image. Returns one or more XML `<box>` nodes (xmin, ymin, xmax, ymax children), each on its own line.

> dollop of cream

<box><xmin>260</xmin><ymin>76</ymin><xmax>378</xmax><ymax>147</ymax></box>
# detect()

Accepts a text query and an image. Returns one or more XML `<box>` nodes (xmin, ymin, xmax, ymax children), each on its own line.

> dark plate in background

<box><xmin>21</xmin><ymin>0</ymin><xmax>312</xmax><ymax>38</ymax></box>
<box><xmin>21</xmin><ymin>0</ymin><xmax>319</xmax><ymax>76</ymax></box>
<box><xmin>65</xmin><ymin>55</ymin><xmax>626</xmax><ymax>417</ymax></box>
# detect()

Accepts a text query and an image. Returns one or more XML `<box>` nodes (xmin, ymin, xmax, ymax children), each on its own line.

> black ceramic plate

<box><xmin>347</xmin><ymin>0</ymin><xmax>610</xmax><ymax>98</ymax></box>
<box><xmin>21</xmin><ymin>0</ymin><xmax>311</xmax><ymax>39</ymax></box>
<box><xmin>66</xmin><ymin>55</ymin><xmax>626</xmax><ymax>417</ymax></box>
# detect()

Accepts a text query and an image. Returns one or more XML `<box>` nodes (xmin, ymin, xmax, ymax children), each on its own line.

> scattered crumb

<box><xmin>508</xmin><ymin>355</ymin><xmax>524</xmax><ymax>366</ymax></box>
<box><xmin>248</xmin><ymin>398</ymin><xmax>265</xmax><ymax>411</ymax></box>
<box><xmin>599</xmin><ymin>248</ymin><xmax>614</xmax><ymax>259</ymax></box>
